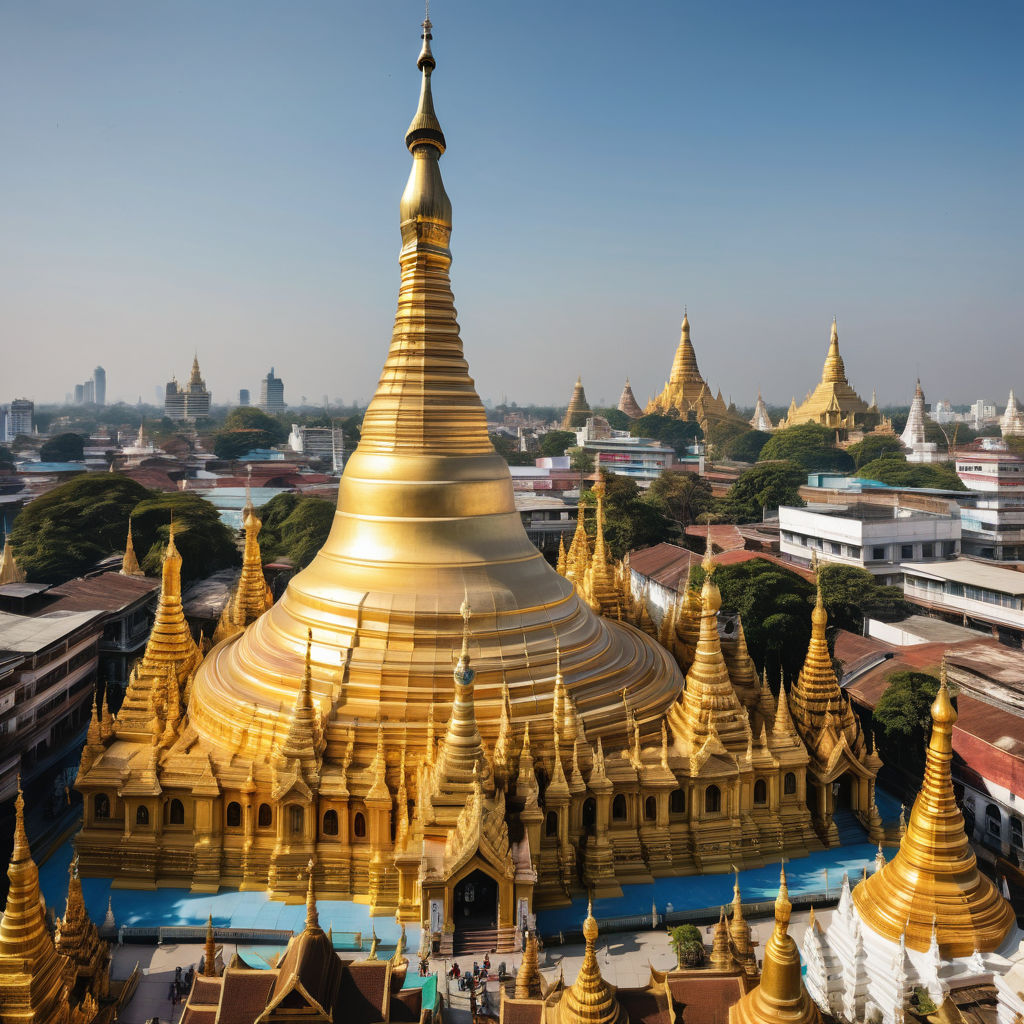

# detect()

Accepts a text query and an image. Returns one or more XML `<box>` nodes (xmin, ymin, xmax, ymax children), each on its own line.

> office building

<box><xmin>239</xmin><ymin>389</ymin><xmax>250</xmax><ymax>407</ymax></box>
<box><xmin>164</xmin><ymin>355</ymin><xmax>212</xmax><ymax>421</ymax></box>
<box><xmin>93</xmin><ymin>365</ymin><xmax>106</xmax><ymax>406</ymax></box>
<box><xmin>259</xmin><ymin>367</ymin><xmax>285</xmax><ymax>414</ymax></box>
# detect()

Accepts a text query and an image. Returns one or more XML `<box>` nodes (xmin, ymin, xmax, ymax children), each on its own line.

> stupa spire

<box><xmin>562</xmin><ymin>375</ymin><xmax>591</xmax><ymax>429</ymax></box>
<box><xmin>120</xmin><ymin>518</ymin><xmax>144</xmax><ymax>577</ymax></box>
<box><xmin>0</xmin><ymin>535</ymin><xmax>26</xmax><ymax>585</ymax></box>
<box><xmin>853</xmin><ymin>663</ymin><xmax>1016</xmax><ymax>955</ymax></box>
<box><xmin>516</xmin><ymin>931</ymin><xmax>543</xmax><ymax>999</ymax></box>
<box><xmin>617</xmin><ymin>377</ymin><xmax>643</xmax><ymax>419</ymax></box>
<box><xmin>558</xmin><ymin>900</ymin><xmax>625</xmax><ymax>1024</ymax></box>
<box><xmin>203</xmin><ymin>914</ymin><xmax>217</xmax><ymax>976</ymax></box>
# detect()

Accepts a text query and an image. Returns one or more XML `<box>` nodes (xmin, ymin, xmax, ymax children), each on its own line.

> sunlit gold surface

<box><xmin>729</xmin><ymin>867</ymin><xmax>820</xmax><ymax>1024</ymax></box>
<box><xmin>558</xmin><ymin>903</ymin><xmax>626</xmax><ymax>1024</ymax></box>
<box><xmin>853</xmin><ymin>670</ymin><xmax>1016</xmax><ymax>956</ymax></box>
<box><xmin>0</xmin><ymin>538</ymin><xmax>25</xmax><ymax>585</ymax></box>
<box><xmin>563</xmin><ymin>376</ymin><xmax>591</xmax><ymax>429</ymax></box>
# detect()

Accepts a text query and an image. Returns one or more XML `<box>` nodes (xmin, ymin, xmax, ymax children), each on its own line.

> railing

<box><xmin>115</xmin><ymin>962</ymin><xmax>141</xmax><ymax>1009</ymax></box>
<box><xmin>118</xmin><ymin>924</ymin><xmax>294</xmax><ymax>944</ymax></box>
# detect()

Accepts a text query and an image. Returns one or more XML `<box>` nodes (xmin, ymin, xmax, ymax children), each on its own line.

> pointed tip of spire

<box><xmin>583</xmin><ymin>896</ymin><xmax>598</xmax><ymax>942</ymax></box>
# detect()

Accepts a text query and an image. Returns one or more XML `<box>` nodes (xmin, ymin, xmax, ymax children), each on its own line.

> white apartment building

<box><xmin>779</xmin><ymin>502</ymin><xmax>960</xmax><ymax>585</ymax></box>
<box><xmin>574</xmin><ymin>416</ymin><xmax>682</xmax><ymax>487</ymax></box>
<box><xmin>287</xmin><ymin>423</ymin><xmax>344</xmax><ymax>472</ymax></box>
<box><xmin>955</xmin><ymin>444</ymin><xmax>1024</xmax><ymax>561</ymax></box>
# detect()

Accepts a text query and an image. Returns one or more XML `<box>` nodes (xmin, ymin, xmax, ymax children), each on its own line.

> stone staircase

<box><xmin>453</xmin><ymin>926</ymin><xmax>517</xmax><ymax>955</ymax></box>
<box><xmin>832</xmin><ymin>809</ymin><xmax>868</xmax><ymax>845</ymax></box>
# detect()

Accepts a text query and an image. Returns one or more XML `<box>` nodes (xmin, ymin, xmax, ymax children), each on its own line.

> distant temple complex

<box><xmin>645</xmin><ymin>313</ymin><xmax>746</xmax><ymax>432</ymax></box>
<box><xmin>779</xmin><ymin>319</ymin><xmax>877</xmax><ymax>435</ymax></box>
<box><xmin>164</xmin><ymin>354</ymin><xmax>212</xmax><ymax>421</ymax></box>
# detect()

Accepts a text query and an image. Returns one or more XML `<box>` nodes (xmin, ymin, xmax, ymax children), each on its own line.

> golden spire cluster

<box><xmin>557</xmin><ymin>901</ymin><xmax>626</xmax><ymax>1024</ymax></box>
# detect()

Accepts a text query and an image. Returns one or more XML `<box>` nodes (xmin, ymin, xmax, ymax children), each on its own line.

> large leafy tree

<box><xmin>717</xmin><ymin>461</ymin><xmax>806</xmax><ymax>523</ymax></box>
<box><xmin>630</xmin><ymin>413</ymin><xmax>704</xmax><ymax>456</ymax></box>
<box><xmin>723</xmin><ymin>429</ymin><xmax>772</xmax><ymax>463</ymax></box>
<box><xmin>872</xmin><ymin>671</ymin><xmax>941</xmax><ymax>788</ymax></box>
<box><xmin>223</xmin><ymin>406</ymin><xmax>288</xmax><ymax>444</ymax></box>
<box><xmin>817</xmin><ymin>562</ymin><xmax>908</xmax><ymax>634</ymax></box>
<box><xmin>10</xmin><ymin>476</ymin><xmax>153</xmax><ymax>582</ymax></box>
<box><xmin>856</xmin><ymin>456</ymin><xmax>965</xmax><ymax>491</ymax></box>
<box><xmin>646</xmin><ymin>472</ymin><xmax>714</xmax><ymax>532</ymax></box>
<box><xmin>39</xmin><ymin>432</ymin><xmax>86</xmax><ymax>462</ymax></box>
<box><xmin>692</xmin><ymin>558</ymin><xmax>815</xmax><ymax>683</ymax></box>
<box><xmin>131</xmin><ymin>491</ymin><xmax>240</xmax><ymax>583</ymax></box>
<box><xmin>758</xmin><ymin>422</ymin><xmax>854</xmax><ymax>473</ymax></box>
<box><xmin>579</xmin><ymin>472</ymin><xmax>671</xmax><ymax>559</ymax></box>
<box><xmin>592</xmin><ymin>407</ymin><xmax>632</xmax><ymax>431</ymax></box>
<box><xmin>845</xmin><ymin>433</ymin><xmax>906</xmax><ymax>468</ymax></box>
<box><xmin>539</xmin><ymin>430</ymin><xmax>576</xmax><ymax>458</ymax></box>
<box><xmin>489</xmin><ymin>432</ymin><xmax>536</xmax><ymax>467</ymax></box>
<box><xmin>258</xmin><ymin>493</ymin><xmax>335</xmax><ymax>569</ymax></box>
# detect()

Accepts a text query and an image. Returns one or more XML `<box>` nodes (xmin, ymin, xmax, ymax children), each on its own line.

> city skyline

<box><xmin>1</xmin><ymin>2</ymin><xmax>1021</xmax><ymax>407</ymax></box>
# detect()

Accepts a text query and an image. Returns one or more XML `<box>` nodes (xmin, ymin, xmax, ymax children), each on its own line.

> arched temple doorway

<box><xmin>453</xmin><ymin>869</ymin><xmax>498</xmax><ymax>934</ymax></box>
<box><xmin>833</xmin><ymin>773</ymin><xmax>854</xmax><ymax>811</ymax></box>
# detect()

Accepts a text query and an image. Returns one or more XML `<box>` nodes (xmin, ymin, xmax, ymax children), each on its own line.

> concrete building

<box><xmin>165</xmin><ymin>356</ymin><xmax>212</xmax><ymax>421</ymax></box>
<box><xmin>514</xmin><ymin>492</ymin><xmax>577</xmax><ymax>557</ymax></box>
<box><xmin>574</xmin><ymin>415</ymin><xmax>680</xmax><ymax>487</ymax></box>
<box><xmin>93</xmin><ymin>365</ymin><xmax>106</xmax><ymax>406</ymax></box>
<box><xmin>83</xmin><ymin>379</ymin><xmax>95</xmax><ymax>404</ymax></box>
<box><xmin>901</xmin><ymin>557</ymin><xmax>1024</xmax><ymax>644</ymax></box>
<box><xmin>9</xmin><ymin>399</ymin><xmax>33</xmax><ymax>438</ymax></box>
<box><xmin>0</xmin><ymin>607</ymin><xmax>103</xmax><ymax>803</ymax></box>
<box><xmin>779</xmin><ymin>502</ymin><xmax>960</xmax><ymax>585</ymax></box>
<box><xmin>971</xmin><ymin>399</ymin><xmax>998</xmax><ymax>430</ymax></box>
<box><xmin>955</xmin><ymin>443</ymin><xmax>1024</xmax><ymax>561</ymax></box>
<box><xmin>238</xmin><ymin>388</ymin><xmax>250</xmax><ymax>406</ymax></box>
<box><xmin>259</xmin><ymin>367</ymin><xmax>285</xmax><ymax>413</ymax></box>
<box><xmin>287</xmin><ymin>423</ymin><xmax>344</xmax><ymax>471</ymax></box>
<box><xmin>73</xmin><ymin>383</ymin><xmax>85</xmax><ymax>405</ymax></box>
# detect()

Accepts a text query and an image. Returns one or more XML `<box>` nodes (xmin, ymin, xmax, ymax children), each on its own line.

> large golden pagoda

<box><xmin>645</xmin><ymin>313</ymin><xmax>744</xmax><ymax>432</ymax></box>
<box><xmin>779</xmin><ymin>319</ymin><xmax>874</xmax><ymax>433</ymax></box>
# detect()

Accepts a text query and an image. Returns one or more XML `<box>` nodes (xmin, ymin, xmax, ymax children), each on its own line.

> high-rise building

<box><xmin>259</xmin><ymin>367</ymin><xmax>285</xmax><ymax>413</ymax></box>
<box><xmin>9</xmin><ymin>399</ymin><xmax>33</xmax><ymax>437</ymax></box>
<box><xmin>164</xmin><ymin>355</ymin><xmax>212</xmax><ymax>421</ymax></box>
<box><xmin>83</xmin><ymin>379</ymin><xmax>95</xmax><ymax>404</ymax></box>
<box><xmin>93</xmin><ymin>366</ymin><xmax>106</xmax><ymax>406</ymax></box>
<box><xmin>74</xmin><ymin>383</ymin><xmax>85</xmax><ymax>404</ymax></box>
<box><xmin>239</xmin><ymin>389</ymin><xmax>251</xmax><ymax>407</ymax></box>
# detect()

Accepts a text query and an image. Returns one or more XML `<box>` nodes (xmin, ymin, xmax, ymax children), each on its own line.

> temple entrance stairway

<box><xmin>832</xmin><ymin>809</ymin><xmax>868</xmax><ymax>845</ymax></box>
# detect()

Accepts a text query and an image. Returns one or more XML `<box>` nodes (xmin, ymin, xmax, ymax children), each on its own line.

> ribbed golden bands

<box><xmin>853</xmin><ymin>674</ymin><xmax>1016</xmax><ymax>955</ymax></box>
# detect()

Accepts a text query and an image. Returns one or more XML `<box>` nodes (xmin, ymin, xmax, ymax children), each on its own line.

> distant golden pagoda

<box><xmin>779</xmin><ymin>318</ymin><xmax>873</xmax><ymax>433</ymax></box>
<box><xmin>788</xmin><ymin>576</ymin><xmax>883</xmax><ymax>843</ymax></box>
<box><xmin>563</xmin><ymin>376</ymin><xmax>592</xmax><ymax>429</ymax></box>
<box><xmin>0</xmin><ymin>536</ymin><xmax>26</xmax><ymax>585</ymax></box>
<box><xmin>617</xmin><ymin>378</ymin><xmax>643</xmax><ymax>419</ymax></box>
<box><xmin>119</xmin><ymin>519</ymin><xmax>145</xmax><ymax>578</ymax></box>
<box><xmin>75</xmin><ymin>17</ymin><xmax>689</xmax><ymax>937</ymax></box>
<box><xmin>646</xmin><ymin>313</ymin><xmax>745</xmax><ymax>432</ymax></box>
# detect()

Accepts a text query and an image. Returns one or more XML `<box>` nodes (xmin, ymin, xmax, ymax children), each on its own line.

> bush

<box><xmin>39</xmin><ymin>432</ymin><xmax>85</xmax><ymax>462</ymax></box>
<box><xmin>258</xmin><ymin>494</ymin><xmax>335</xmax><ymax>569</ymax></box>
<box><xmin>856</xmin><ymin>456</ymin><xmax>966</xmax><ymax>491</ymax></box>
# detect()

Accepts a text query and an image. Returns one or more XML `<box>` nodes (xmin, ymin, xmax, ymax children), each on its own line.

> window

<box><xmin>167</xmin><ymin>799</ymin><xmax>185</xmax><ymax>825</ymax></box>
<box><xmin>670</xmin><ymin>789</ymin><xmax>686</xmax><ymax>815</ymax></box>
<box><xmin>322</xmin><ymin>810</ymin><xmax>339</xmax><ymax>836</ymax></box>
<box><xmin>545</xmin><ymin>811</ymin><xmax>559</xmax><ymax>837</ymax></box>
<box><xmin>754</xmin><ymin>779</ymin><xmax>767</xmax><ymax>805</ymax></box>
<box><xmin>257</xmin><ymin>804</ymin><xmax>272</xmax><ymax>828</ymax></box>
<box><xmin>1013</xmin><ymin>817</ymin><xmax>1023</xmax><ymax>849</ymax></box>
<box><xmin>289</xmin><ymin>805</ymin><xmax>303</xmax><ymax>835</ymax></box>
<box><xmin>226</xmin><ymin>802</ymin><xmax>242</xmax><ymax>828</ymax></box>
<box><xmin>353</xmin><ymin>812</ymin><xmax>367</xmax><ymax>839</ymax></box>
<box><xmin>784</xmin><ymin>772</ymin><xmax>797</xmax><ymax>795</ymax></box>
<box><xmin>901</xmin><ymin>544</ymin><xmax>914</xmax><ymax>559</ymax></box>
<box><xmin>922</xmin><ymin>542</ymin><xmax>934</xmax><ymax>558</ymax></box>
<box><xmin>612</xmin><ymin>794</ymin><xmax>627</xmax><ymax>821</ymax></box>
<box><xmin>872</xmin><ymin>547</ymin><xmax>885</xmax><ymax>561</ymax></box>
<box><xmin>645</xmin><ymin>796</ymin><xmax>657</xmax><ymax>821</ymax></box>
<box><xmin>136</xmin><ymin>805</ymin><xmax>149</xmax><ymax>826</ymax></box>
<box><xmin>704</xmin><ymin>786</ymin><xmax>721</xmax><ymax>814</ymax></box>
<box><xmin>987</xmin><ymin>803</ymin><xmax>1001</xmax><ymax>838</ymax></box>
<box><xmin>94</xmin><ymin>793</ymin><xmax>110</xmax><ymax>820</ymax></box>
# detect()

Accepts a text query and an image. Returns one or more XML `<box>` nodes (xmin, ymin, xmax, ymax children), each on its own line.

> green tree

<box><xmin>704</xmin><ymin>418</ymin><xmax>748</xmax><ymax>458</ymax></box>
<box><xmin>692</xmin><ymin>558</ymin><xmax>814</xmax><ymax>683</ymax></box>
<box><xmin>593</xmin><ymin>407</ymin><xmax>632</xmax><ymax>431</ymax></box>
<box><xmin>258</xmin><ymin>493</ymin><xmax>334</xmax><ymax>568</ymax></box>
<box><xmin>646</xmin><ymin>472</ymin><xmax>713</xmax><ymax>533</ymax></box>
<box><xmin>539</xmin><ymin>430</ymin><xmax>576</xmax><ymax>458</ymax></box>
<box><xmin>131</xmin><ymin>491</ymin><xmax>240</xmax><ymax>583</ymax></box>
<box><xmin>39</xmin><ymin>432</ymin><xmax>86</xmax><ymax>462</ymax></box>
<box><xmin>213</xmin><ymin>429</ymin><xmax>278</xmax><ymax>460</ymax></box>
<box><xmin>489</xmin><ymin>432</ymin><xmax>536</xmax><ymax>467</ymax></box>
<box><xmin>567</xmin><ymin>446</ymin><xmax>595</xmax><ymax>476</ymax></box>
<box><xmin>579</xmin><ymin>473</ymin><xmax>671</xmax><ymax>559</ymax></box>
<box><xmin>630</xmin><ymin>414</ymin><xmax>704</xmax><ymax>456</ymax></box>
<box><xmin>758</xmin><ymin>423</ymin><xmax>854</xmax><ymax>473</ymax></box>
<box><xmin>856</xmin><ymin>456</ymin><xmax>966</xmax><ymax>491</ymax></box>
<box><xmin>223</xmin><ymin>406</ymin><xmax>288</xmax><ymax>444</ymax></box>
<box><xmin>0</xmin><ymin>445</ymin><xmax>14</xmax><ymax>471</ymax></box>
<box><xmin>718</xmin><ymin>461</ymin><xmax>805</xmax><ymax>523</ymax></box>
<box><xmin>817</xmin><ymin>562</ymin><xmax>909</xmax><ymax>635</ymax></box>
<box><xmin>9</xmin><ymin>476</ymin><xmax>153</xmax><ymax>582</ymax></box>
<box><xmin>845</xmin><ymin>434</ymin><xmax>906</xmax><ymax>469</ymax></box>
<box><xmin>872</xmin><ymin>671</ymin><xmax>942</xmax><ymax>785</ymax></box>
<box><xmin>723</xmin><ymin>429</ymin><xmax>772</xmax><ymax>463</ymax></box>
<box><xmin>668</xmin><ymin>924</ymin><xmax>705</xmax><ymax>969</ymax></box>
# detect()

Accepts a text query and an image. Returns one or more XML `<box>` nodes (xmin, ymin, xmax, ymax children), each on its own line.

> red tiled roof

<box><xmin>218</xmin><ymin>970</ymin><xmax>277</xmax><ymax>1023</ymax></box>
<box><xmin>628</xmin><ymin>543</ymin><xmax>702</xmax><ymax>591</ymax></box>
<box><xmin>665</xmin><ymin>975</ymin><xmax>747</xmax><ymax>1024</ymax></box>
<box><xmin>953</xmin><ymin>697</ymin><xmax>1024</xmax><ymax>795</ymax></box>
<box><xmin>711</xmin><ymin>550</ymin><xmax>817</xmax><ymax>582</ymax></box>
<box><xmin>684</xmin><ymin>524</ymin><xmax>745</xmax><ymax>552</ymax></box>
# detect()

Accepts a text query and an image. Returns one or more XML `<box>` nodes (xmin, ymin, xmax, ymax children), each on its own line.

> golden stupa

<box><xmin>563</xmin><ymin>376</ymin><xmax>592</xmax><ymax>429</ymax></box>
<box><xmin>645</xmin><ymin>313</ymin><xmax>745</xmax><ymax>432</ymax></box>
<box><xmin>779</xmin><ymin>318</ymin><xmax>875</xmax><ymax>433</ymax></box>
<box><xmin>853</xmin><ymin>666</ymin><xmax>1016</xmax><ymax>956</ymax></box>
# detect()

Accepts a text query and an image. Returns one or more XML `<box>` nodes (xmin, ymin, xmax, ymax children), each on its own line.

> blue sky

<box><xmin>1</xmin><ymin>1</ymin><xmax>1020</xmax><ymax>409</ymax></box>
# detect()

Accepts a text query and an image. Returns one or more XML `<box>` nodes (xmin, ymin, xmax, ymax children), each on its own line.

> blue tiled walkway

<box><xmin>535</xmin><ymin>842</ymin><xmax>899</xmax><ymax>934</ymax></box>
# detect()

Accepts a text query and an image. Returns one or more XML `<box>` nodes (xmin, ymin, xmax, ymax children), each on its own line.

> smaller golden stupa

<box><xmin>563</xmin><ymin>376</ymin><xmax>592</xmax><ymax>429</ymax></box>
<box><xmin>617</xmin><ymin>379</ymin><xmax>643</xmax><ymax>419</ymax></box>
<box><xmin>779</xmin><ymin>318</ymin><xmax>873</xmax><ymax>433</ymax></box>
<box><xmin>0</xmin><ymin>536</ymin><xmax>26</xmax><ymax>585</ymax></box>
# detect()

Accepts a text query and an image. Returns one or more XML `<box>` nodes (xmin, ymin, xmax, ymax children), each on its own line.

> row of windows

<box><xmin>99</xmin><ymin>775</ymin><xmax>802</xmax><ymax>835</ymax></box>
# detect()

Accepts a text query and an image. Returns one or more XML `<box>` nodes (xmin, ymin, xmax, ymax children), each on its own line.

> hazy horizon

<box><xmin>2</xmin><ymin>2</ymin><xmax>1021</xmax><ymax>410</ymax></box>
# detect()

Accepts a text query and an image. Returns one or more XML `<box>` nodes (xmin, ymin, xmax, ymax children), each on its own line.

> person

<box><xmin>452</xmin><ymin>961</ymin><xmax>461</xmax><ymax>979</ymax></box>
<box><xmin>483</xmin><ymin>953</ymin><xmax>491</xmax><ymax>972</ymax></box>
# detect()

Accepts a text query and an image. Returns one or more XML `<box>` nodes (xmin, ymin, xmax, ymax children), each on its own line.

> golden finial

<box><xmin>306</xmin><ymin>857</ymin><xmax>319</xmax><ymax>930</ymax></box>
<box><xmin>583</xmin><ymin>896</ymin><xmax>598</xmax><ymax>943</ymax></box>
<box><xmin>203</xmin><ymin>914</ymin><xmax>217</xmax><ymax>976</ymax></box>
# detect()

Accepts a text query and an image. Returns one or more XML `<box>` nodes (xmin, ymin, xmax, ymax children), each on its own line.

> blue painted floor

<box><xmin>38</xmin><ymin>842</ymin><xmax>413</xmax><ymax>945</ymax></box>
<box><xmin>535</xmin><ymin>842</ymin><xmax>899</xmax><ymax>934</ymax></box>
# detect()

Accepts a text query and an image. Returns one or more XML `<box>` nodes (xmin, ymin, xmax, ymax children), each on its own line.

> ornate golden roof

<box><xmin>728</xmin><ymin>867</ymin><xmax>820</xmax><ymax>1024</ymax></box>
<box><xmin>558</xmin><ymin>902</ymin><xmax>626</xmax><ymax>1024</ymax></box>
<box><xmin>0</xmin><ymin>782</ymin><xmax>75</xmax><ymax>1022</ymax></box>
<box><xmin>187</xmin><ymin>24</ymin><xmax>682</xmax><ymax>768</ymax></box>
<box><xmin>853</xmin><ymin>668</ymin><xmax>1017</xmax><ymax>956</ymax></box>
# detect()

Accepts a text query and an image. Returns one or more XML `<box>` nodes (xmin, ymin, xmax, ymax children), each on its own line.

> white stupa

<box><xmin>899</xmin><ymin>379</ymin><xmax>941</xmax><ymax>462</ymax></box>
<box><xmin>1001</xmin><ymin>389</ymin><xmax>1024</xmax><ymax>438</ymax></box>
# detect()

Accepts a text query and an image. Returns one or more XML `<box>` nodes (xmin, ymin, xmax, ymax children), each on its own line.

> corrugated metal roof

<box><xmin>0</xmin><ymin>609</ymin><xmax>103</xmax><ymax>653</ymax></box>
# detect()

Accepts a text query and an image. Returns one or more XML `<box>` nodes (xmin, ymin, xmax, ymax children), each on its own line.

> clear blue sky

<box><xmin>1</xmin><ymin>1</ymin><xmax>1020</xmax><ymax>410</ymax></box>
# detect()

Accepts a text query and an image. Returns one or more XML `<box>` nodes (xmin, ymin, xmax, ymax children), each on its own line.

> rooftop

<box><xmin>785</xmin><ymin>501</ymin><xmax>948</xmax><ymax>523</ymax></box>
<box><xmin>42</xmin><ymin>572</ymin><xmax>160</xmax><ymax>615</ymax></box>
<box><xmin>901</xmin><ymin>557</ymin><xmax>1024</xmax><ymax>594</ymax></box>
<box><xmin>0</xmin><ymin>608</ymin><xmax>102</xmax><ymax>653</ymax></box>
